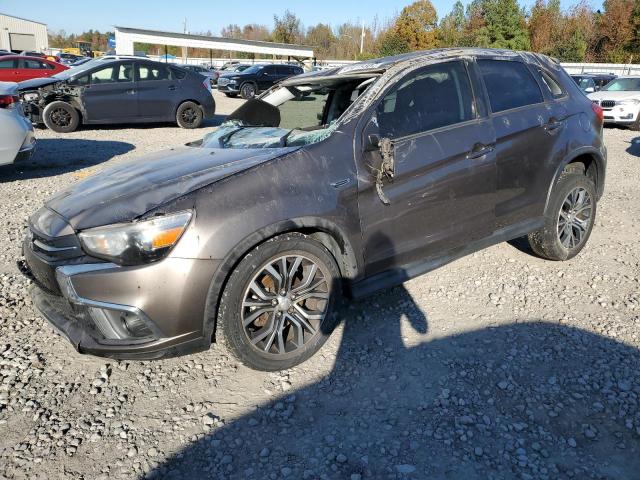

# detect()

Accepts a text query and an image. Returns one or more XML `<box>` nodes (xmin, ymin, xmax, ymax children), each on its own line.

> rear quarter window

<box><xmin>478</xmin><ymin>59</ymin><xmax>544</xmax><ymax>113</ymax></box>
<box><xmin>170</xmin><ymin>68</ymin><xmax>186</xmax><ymax>80</ymax></box>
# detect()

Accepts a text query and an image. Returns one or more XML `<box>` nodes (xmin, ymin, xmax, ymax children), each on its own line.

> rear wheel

<box><xmin>42</xmin><ymin>101</ymin><xmax>80</xmax><ymax>133</ymax></box>
<box><xmin>216</xmin><ymin>234</ymin><xmax>341</xmax><ymax>371</ymax></box>
<box><xmin>240</xmin><ymin>82</ymin><xmax>257</xmax><ymax>100</ymax></box>
<box><xmin>527</xmin><ymin>171</ymin><xmax>597</xmax><ymax>261</ymax></box>
<box><xmin>176</xmin><ymin>101</ymin><xmax>203</xmax><ymax>129</ymax></box>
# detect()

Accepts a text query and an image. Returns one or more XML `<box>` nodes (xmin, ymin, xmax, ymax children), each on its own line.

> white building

<box><xmin>0</xmin><ymin>13</ymin><xmax>48</xmax><ymax>52</ymax></box>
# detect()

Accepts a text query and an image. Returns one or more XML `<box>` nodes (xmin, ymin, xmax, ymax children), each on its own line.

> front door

<box><xmin>357</xmin><ymin>60</ymin><xmax>497</xmax><ymax>276</ymax></box>
<box><xmin>82</xmin><ymin>62</ymin><xmax>137</xmax><ymax>121</ymax></box>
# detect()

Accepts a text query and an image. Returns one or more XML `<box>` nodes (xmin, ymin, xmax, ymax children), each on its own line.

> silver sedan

<box><xmin>0</xmin><ymin>81</ymin><xmax>35</xmax><ymax>166</ymax></box>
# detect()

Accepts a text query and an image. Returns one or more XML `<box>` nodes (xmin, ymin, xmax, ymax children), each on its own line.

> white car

<box><xmin>588</xmin><ymin>76</ymin><xmax>640</xmax><ymax>129</ymax></box>
<box><xmin>0</xmin><ymin>82</ymin><xmax>35</xmax><ymax>166</ymax></box>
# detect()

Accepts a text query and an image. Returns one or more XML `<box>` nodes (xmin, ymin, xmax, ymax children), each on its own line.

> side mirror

<box><xmin>585</xmin><ymin>87</ymin><xmax>595</xmax><ymax>93</ymax></box>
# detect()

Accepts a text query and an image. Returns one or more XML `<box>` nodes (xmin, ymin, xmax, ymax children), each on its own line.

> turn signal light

<box><xmin>0</xmin><ymin>95</ymin><xmax>18</xmax><ymax>109</ymax></box>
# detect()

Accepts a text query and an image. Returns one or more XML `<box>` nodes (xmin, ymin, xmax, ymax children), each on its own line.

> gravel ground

<box><xmin>1</xmin><ymin>96</ymin><xmax>639</xmax><ymax>479</ymax></box>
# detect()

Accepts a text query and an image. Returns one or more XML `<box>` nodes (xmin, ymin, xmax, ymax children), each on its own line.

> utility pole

<box><xmin>360</xmin><ymin>19</ymin><xmax>365</xmax><ymax>55</ymax></box>
<box><xmin>182</xmin><ymin>17</ymin><xmax>188</xmax><ymax>64</ymax></box>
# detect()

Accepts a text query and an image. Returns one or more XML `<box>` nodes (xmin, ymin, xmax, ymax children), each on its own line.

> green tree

<box><xmin>439</xmin><ymin>1</ymin><xmax>466</xmax><ymax>47</ymax></box>
<box><xmin>273</xmin><ymin>10</ymin><xmax>302</xmax><ymax>44</ymax></box>
<box><xmin>376</xmin><ymin>30</ymin><xmax>410</xmax><ymax>56</ymax></box>
<box><xmin>482</xmin><ymin>0</ymin><xmax>530</xmax><ymax>50</ymax></box>
<box><xmin>306</xmin><ymin>23</ymin><xmax>336</xmax><ymax>59</ymax></box>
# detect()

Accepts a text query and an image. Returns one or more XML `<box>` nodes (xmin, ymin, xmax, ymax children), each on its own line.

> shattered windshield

<box><xmin>199</xmin><ymin>77</ymin><xmax>376</xmax><ymax>149</ymax></box>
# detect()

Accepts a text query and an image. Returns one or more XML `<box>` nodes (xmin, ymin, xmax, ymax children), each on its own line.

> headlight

<box><xmin>78</xmin><ymin>211</ymin><xmax>192</xmax><ymax>265</ymax></box>
<box><xmin>617</xmin><ymin>99</ymin><xmax>640</xmax><ymax>106</ymax></box>
<box><xmin>22</xmin><ymin>92</ymin><xmax>39</xmax><ymax>102</ymax></box>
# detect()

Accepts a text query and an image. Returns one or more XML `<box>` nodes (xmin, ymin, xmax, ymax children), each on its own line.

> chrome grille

<box><xmin>217</xmin><ymin>78</ymin><xmax>230</xmax><ymax>86</ymax></box>
<box><xmin>600</xmin><ymin>100</ymin><xmax>616</xmax><ymax>109</ymax></box>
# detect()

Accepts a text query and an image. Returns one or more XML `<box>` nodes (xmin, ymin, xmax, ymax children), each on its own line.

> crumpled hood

<box><xmin>46</xmin><ymin>145</ymin><xmax>298</xmax><ymax>230</ymax></box>
<box><xmin>18</xmin><ymin>77</ymin><xmax>60</xmax><ymax>91</ymax></box>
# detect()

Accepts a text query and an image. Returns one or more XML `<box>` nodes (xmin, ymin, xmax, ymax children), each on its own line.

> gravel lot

<box><xmin>1</xmin><ymin>93</ymin><xmax>639</xmax><ymax>479</ymax></box>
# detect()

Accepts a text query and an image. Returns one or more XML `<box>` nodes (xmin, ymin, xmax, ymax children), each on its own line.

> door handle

<box><xmin>126</xmin><ymin>89</ymin><xmax>136</xmax><ymax>95</ymax></box>
<box><xmin>467</xmin><ymin>143</ymin><xmax>495</xmax><ymax>160</ymax></box>
<box><xmin>168</xmin><ymin>85</ymin><xmax>177</xmax><ymax>91</ymax></box>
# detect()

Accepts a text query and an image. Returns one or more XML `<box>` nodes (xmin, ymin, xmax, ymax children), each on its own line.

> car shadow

<box><xmin>144</xmin><ymin>233</ymin><xmax>640</xmax><ymax>480</ymax></box>
<box><xmin>507</xmin><ymin>235</ymin><xmax>537</xmax><ymax>256</ymax></box>
<box><xmin>72</xmin><ymin>114</ymin><xmax>228</xmax><ymax>131</ymax></box>
<box><xmin>0</xmin><ymin>138</ymin><xmax>135</xmax><ymax>181</ymax></box>
<box><xmin>625</xmin><ymin>137</ymin><xmax>640</xmax><ymax>157</ymax></box>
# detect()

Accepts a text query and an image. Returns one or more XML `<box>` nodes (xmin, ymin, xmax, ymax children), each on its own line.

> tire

<box><xmin>42</xmin><ymin>101</ymin><xmax>80</xmax><ymax>133</ymax></box>
<box><xmin>239</xmin><ymin>82</ymin><xmax>257</xmax><ymax>100</ymax></box>
<box><xmin>527</xmin><ymin>171</ymin><xmax>597</xmax><ymax>261</ymax></box>
<box><xmin>176</xmin><ymin>101</ymin><xmax>203</xmax><ymax>129</ymax></box>
<box><xmin>216</xmin><ymin>233</ymin><xmax>341</xmax><ymax>371</ymax></box>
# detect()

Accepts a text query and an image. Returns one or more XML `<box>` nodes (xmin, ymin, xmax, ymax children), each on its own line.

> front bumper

<box><xmin>23</xmin><ymin>235</ymin><xmax>219</xmax><ymax>360</ymax></box>
<box><xmin>601</xmin><ymin>104</ymin><xmax>640</xmax><ymax>124</ymax></box>
<box><xmin>217</xmin><ymin>82</ymin><xmax>240</xmax><ymax>93</ymax></box>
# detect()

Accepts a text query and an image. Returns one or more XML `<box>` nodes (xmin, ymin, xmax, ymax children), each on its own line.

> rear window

<box><xmin>137</xmin><ymin>64</ymin><xmax>171</xmax><ymax>81</ymax></box>
<box><xmin>478</xmin><ymin>60</ymin><xmax>544</xmax><ymax>113</ymax></box>
<box><xmin>170</xmin><ymin>67</ymin><xmax>186</xmax><ymax>79</ymax></box>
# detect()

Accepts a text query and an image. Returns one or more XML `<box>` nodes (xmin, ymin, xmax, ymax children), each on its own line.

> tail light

<box><xmin>0</xmin><ymin>95</ymin><xmax>19</xmax><ymax>109</ymax></box>
<box><xmin>591</xmin><ymin>102</ymin><xmax>604</xmax><ymax>124</ymax></box>
<box><xmin>203</xmin><ymin>78</ymin><xmax>211</xmax><ymax>92</ymax></box>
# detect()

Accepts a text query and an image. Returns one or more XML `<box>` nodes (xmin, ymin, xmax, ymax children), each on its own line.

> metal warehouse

<box><xmin>0</xmin><ymin>13</ymin><xmax>48</xmax><ymax>52</ymax></box>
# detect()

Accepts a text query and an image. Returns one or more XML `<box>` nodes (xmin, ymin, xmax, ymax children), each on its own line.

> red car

<box><xmin>0</xmin><ymin>55</ymin><xmax>68</xmax><ymax>82</ymax></box>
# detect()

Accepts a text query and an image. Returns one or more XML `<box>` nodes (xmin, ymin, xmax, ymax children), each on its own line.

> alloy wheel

<box><xmin>241</xmin><ymin>254</ymin><xmax>331</xmax><ymax>355</ymax></box>
<box><xmin>51</xmin><ymin>107</ymin><xmax>71</xmax><ymax>127</ymax></box>
<box><xmin>181</xmin><ymin>107</ymin><xmax>197</xmax><ymax>125</ymax></box>
<box><xmin>241</xmin><ymin>84</ymin><xmax>255</xmax><ymax>98</ymax></box>
<box><xmin>557</xmin><ymin>186</ymin><xmax>593</xmax><ymax>249</ymax></box>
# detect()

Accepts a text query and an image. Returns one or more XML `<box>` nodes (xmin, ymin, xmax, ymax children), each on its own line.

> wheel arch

<box><xmin>202</xmin><ymin>217</ymin><xmax>359</xmax><ymax>342</ymax></box>
<box><xmin>545</xmin><ymin>147</ymin><xmax>605</xmax><ymax>214</ymax></box>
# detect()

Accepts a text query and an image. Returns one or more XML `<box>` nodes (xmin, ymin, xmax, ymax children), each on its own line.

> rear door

<box><xmin>477</xmin><ymin>59</ymin><xmax>566</xmax><ymax>229</ymax></box>
<box><xmin>81</xmin><ymin>62</ymin><xmax>137</xmax><ymax>121</ymax></box>
<box><xmin>357</xmin><ymin>60</ymin><xmax>497</xmax><ymax>275</ymax></box>
<box><xmin>15</xmin><ymin>58</ymin><xmax>55</xmax><ymax>81</ymax></box>
<box><xmin>135</xmin><ymin>62</ymin><xmax>178</xmax><ymax>120</ymax></box>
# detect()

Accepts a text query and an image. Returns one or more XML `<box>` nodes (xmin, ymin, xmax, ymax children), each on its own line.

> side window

<box><xmin>478</xmin><ymin>60</ymin><xmax>544</xmax><ymax>113</ymax></box>
<box><xmin>137</xmin><ymin>64</ymin><xmax>170</xmax><ymax>81</ymax></box>
<box><xmin>537</xmin><ymin>69</ymin><xmax>564</xmax><ymax>98</ymax></box>
<box><xmin>90</xmin><ymin>66</ymin><xmax>116</xmax><ymax>84</ymax></box>
<box><xmin>170</xmin><ymin>67</ymin><xmax>186</xmax><ymax>80</ymax></box>
<box><xmin>263</xmin><ymin>66</ymin><xmax>276</xmax><ymax>76</ymax></box>
<box><xmin>90</xmin><ymin>63</ymin><xmax>133</xmax><ymax>84</ymax></box>
<box><xmin>0</xmin><ymin>59</ymin><xmax>17</xmax><ymax>69</ymax></box>
<box><xmin>376</xmin><ymin>61</ymin><xmax>475</xmax><ymax>139</ymax></box>
<box><xmin>69</xmin><ymin>74</ymin><xmax>89</xmax><ymax>86</ymax></box>
<box><xmin>22</xmin><ymin>59</ymin><xmax>48</xmax><ymax>69</ymax></box>
<box><xmin>115</xmin><ymin>63</ymin><xmax>134</xmax><ymax>82</ymax></box>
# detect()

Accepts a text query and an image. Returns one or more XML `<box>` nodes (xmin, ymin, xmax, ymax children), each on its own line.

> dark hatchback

<box><xmin>217</xmin><ymin>63</ymin><xmax>304</xmax><ymax>99</ymax></box>
<box><xmin>22</xmin><ymin>48</ymin><xmax>606</xmax><ymax>371</ymax></box>
<box><xmin>18</xmin><ymin>58</ymin><xmax>216</xmax><ymax>132</ymax></box>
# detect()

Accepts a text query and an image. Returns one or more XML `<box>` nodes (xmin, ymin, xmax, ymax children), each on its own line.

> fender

<box><xmin>202</xmin><ymin>216</ymin><xmax>361</xmax><ymax>340</ymax></box>
<box><xmin>544</xmin><ymin>145</ymin><xmax>606</xmax><ymax>214</ymax></box>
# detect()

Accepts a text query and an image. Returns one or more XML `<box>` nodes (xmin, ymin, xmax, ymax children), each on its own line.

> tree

<box><xmin>273</xmin><ymin>10</ymin><xmax>302</xmax><ymax>44</ymax></box>
<box><xmin>393</xmin><ymin>0</ymin><xmax>439</xmax><ymax>50</ymax></box>
<box><xmin>376</xmin><ymin>30</ymin><xmax>410</xmax><ymax>56</ymax></box>
<box><xmin>482</xmin><ymin>0</ymin><xmax>530</xmax><ymax>50</ymax></box>
<box><xmin>528</xmin><ymin>0</ymin><xmax>562</xmax><ymax>54</ymax></box>
<box><xmin>593</xmin><ymin>0</ymin><xmax>635</xmax><ymax>62</ymax></box>
<box><xmin>306</xmin><ymin>23</ymin><xmax>336</xmax><ymax>59</ymax></box>
<box><xmin>439</xmin><ymin>1</ymin><xmax>466</xmax><ymax>47</ymax></box>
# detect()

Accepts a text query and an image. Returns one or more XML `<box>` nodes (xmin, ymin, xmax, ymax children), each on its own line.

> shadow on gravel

<box><xmin>626</xmin><ymin>137</ymin><xmax>640</xmax><ymax>157</ymax></box>
<box><xmin>0</xmin><ymin>138</ymin><xmax>136</xmax><ymax>181</ymax></box>
<box><xmin>146</xmin><ymin>309</ymin><xmax>640</xmax><ymax>478</ymax></box>
<box><xmin>69</xmin><ymin>114</ymin><xmax>227</xmax><ymax>131</ymax></box>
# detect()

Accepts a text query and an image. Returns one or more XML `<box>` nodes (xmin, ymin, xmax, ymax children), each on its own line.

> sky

<box><xmin>1</xmin><ymin>0</ymin><xmax>602</xmax><ymax>36</ymax></box>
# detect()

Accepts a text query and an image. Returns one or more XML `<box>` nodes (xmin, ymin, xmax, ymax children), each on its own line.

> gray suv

<box><xmin>22</xmin><ymin>49</ymin><xmax>606</xmax><ymax>371</ymax></box>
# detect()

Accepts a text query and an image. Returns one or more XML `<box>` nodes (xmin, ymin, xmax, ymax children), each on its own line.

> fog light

<box><xmin>88</xmin><ymin>307</ymin><xmax>153</xmax><ymax>340</ymax></box>
<box><xmin>121</xmin><ymin>312</ymin><xmax>153</xmax><ymax>337</ymax></box>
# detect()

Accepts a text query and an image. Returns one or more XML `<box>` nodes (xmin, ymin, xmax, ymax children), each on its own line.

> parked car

<box><xmin>179</xmin><ymin>64</ymin><xmax>216</xmax><ymax>86</ymax></box>
<box><xmin>211</xmin><ymin>63</ymin><xmax>251</xmax><ymax>85</ymax></box>
<box><xmin>588</xmin><ymin>76</ymin><xmax>640</xmax><ymax>129</ymax></box>
<box><xmin>570</xmin><ymin>73</ymin><xmax>616</xmax><ymax>93</ymax></box>
<box><xmin>0</xmin><ymin>82</ymin><xmax>35</xmax><ymax>166</ymax></box>
<box><xmin>17</xmin><ymin>58</ymin><xmax>215</xmax><ymax>132</ymax></box>
<box><xmin>20</xmin><ymin>51</ymin><xmax>61</xmax><ymax>63</ymax></box>
<box><xmin>58</xmin><ymin>53</ymin><xmax>84</xmax><ymax>65</ymax></box>
<box><xmin>0</xmin><ymin>55</ymin><xmax>69</xmax><ymax>82</ymax></box>
<box><xmin>217</xmin><ymin>63</ymin><xmax>304</xmax><ymax>99</ymax></box>
<box><xmin>22</xmin><ymin>48</ymin><xmax>606</xmax><ymax>371</ymax></box>
<box><xmin>70</xmin><ymin>57</ymin><xmax>92</xmax><ymax>67</ymax></box>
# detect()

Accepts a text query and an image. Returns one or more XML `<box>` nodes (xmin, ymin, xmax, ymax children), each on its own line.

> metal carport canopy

<box><xmin>114</xmin><ymin>26</ymin><xmax>314</xmax><ymax>58</ymax></box>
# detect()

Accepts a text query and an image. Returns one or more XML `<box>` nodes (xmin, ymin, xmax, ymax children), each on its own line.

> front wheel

<box><xmin>176</xmin><ymin>101</ymin><xmax>203</xmax><ymax>129</ymax></box>
<box><xmin>527</xmin><ymin>172</ymin><xmax>597</xmax><ymax>261</ymax></box>
<box><xmin>216</xmin><ymin>234</ymin><xmax>341</xmax><ymax>371</ymax></box>
<box><xmin>239</xmin><ymin>82</ymin><xmax>257</xmax><ymax>100</ymax></box>
<box><xmin>42</xmin><ymin>101</ymin><xmax>80</xmax><ymax>133</ymax></box>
